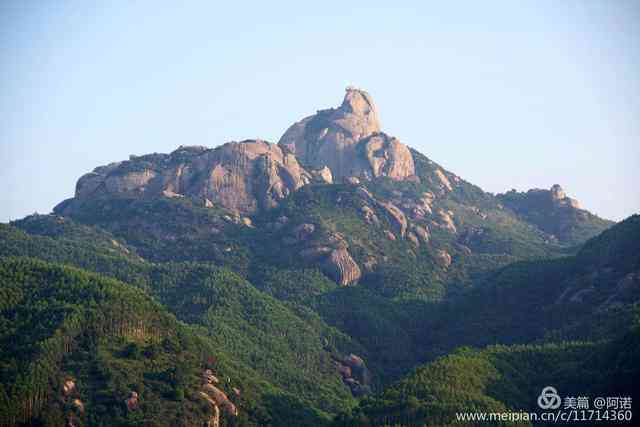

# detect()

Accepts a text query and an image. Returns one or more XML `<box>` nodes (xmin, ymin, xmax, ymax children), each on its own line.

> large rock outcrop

<box><xmin>336</xmin><ymin>354</ymin><xmax>371</xmax><ymax>396</ymax></box>
<box><xmin>322</xmin><ymin>248</ymin><xmax>362</xmax><ymax>286</ymax></box>
<box><xmin>70</xmin><ymin>140</ymin><xmax>312</xmax><ymax>214</ymax></box>
<box><xmin>289</xmin><ymin>225</ymin><xmax>361</xmax><ymax>285</ymax></box>
<box><xmin>278</xmin><ymin>87</ymin><xmax>416</xmax><ymax>181</ymax></box>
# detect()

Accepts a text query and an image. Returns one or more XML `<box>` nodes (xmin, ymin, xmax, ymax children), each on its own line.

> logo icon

<box><xmin>538</xmin><ymin>386</ymin><xmax>562</xmax><ymax>409</ymax></box>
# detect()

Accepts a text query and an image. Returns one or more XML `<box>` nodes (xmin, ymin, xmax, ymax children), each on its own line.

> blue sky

<box><xmin>1</xmin><ymin>1</ymin><xmax>638</xmax><ymax>221</ymax></box>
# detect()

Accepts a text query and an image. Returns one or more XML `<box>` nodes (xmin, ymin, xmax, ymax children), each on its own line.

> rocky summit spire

<box><xmin>278</xmin><ymin>87</ymin><xmax>415</xmax><ymax>182</ymax></box>
<box><xmin>335</xmin><ymin>87</ymin><xmax>381</xmax><ymax>137</ymax></box>
<box><xmin>550</xmin><ymin>184</ymin><xmax>566</xmax><ymax>201</ymax></box>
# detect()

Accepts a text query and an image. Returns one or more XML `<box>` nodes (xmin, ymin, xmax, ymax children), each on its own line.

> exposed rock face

<box><xmin>203</xmin><ymin>369</ymin><xmax>220</xmax><ymax>384</ymax></box>
<box><xmin>198</xmin><ymin>368</ymin><xmax>238</xmax><ymax>426</ymax></box>
<box><xmin>202</xmin><ymin>384</ymin><xmax>238</xmax><ymax>416</ymax></box>
<box><xmin>293</xmin><ymin>227</ymin><xmax>361</xmax><ymax>285</ymax></box>
<box><xmin>125</xmin><ymin>391</ymin><xmax>139</xmax><ymax>411</ymax></box>
<box><xmin>435</xmin><ymin>209</ymin><xmax>457</xmax><ymax>234</ymax></box>
<box><xmin>361</xmin><ymin>133</ymin><xmax>417</xmax><ymax>181</ymax></box>
<box><xmin>278</xmin><ymin>87</ymin><xmax>415</xmax><ymax>181</ymax></box>
<box><xmin>323</xmin><ymin>248</ymin><xmax>362</xmax><ymax>286</ymax></box>
<box><xmin>310</xmin><ymin>166</ymin><xmax>333</xmax><ymax>184</ymax></box>
<box><xmin>62</xmin><ymin>379</ymin><xmax>76</xmax><ymax>396</ymax></box>
<box><xmin>336</xmin><ymin>354</ymin><xmax>371</xmax><ymax>396</ymax></box>
<box><xmin>72</xmin><ymin>141</ymin><xmax>312</xmax><ymax>214</ymax></box>
<box><xmin>550</xmin><ymin>184</ymin><xmax>581</xmax><ymax>209</ymax></box>
<box><xmin>67</xmin><ymin>88</ymin><xmax>417</xmax><ymax>219</ymax></box>
<box><xmin>433</xmin><ymin>169</ymin><xmax>452</xmax><ymax>192</ymax></box>
<box><xmin>377</xmin><ymin>201</ymin><xmax>408</xmax><ymax>237</ymax></box>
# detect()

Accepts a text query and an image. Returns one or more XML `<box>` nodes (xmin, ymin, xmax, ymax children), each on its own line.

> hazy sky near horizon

<box><xmin>1</xmin><ymin>1</ymin><xmax>638</xmax><ymax>222</ymax></box>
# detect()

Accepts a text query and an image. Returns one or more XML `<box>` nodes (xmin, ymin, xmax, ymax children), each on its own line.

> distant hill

<box><xmin>497</xmin><ymin>184</ymin><xmax>613</xmax><ymax>245</ymax></box>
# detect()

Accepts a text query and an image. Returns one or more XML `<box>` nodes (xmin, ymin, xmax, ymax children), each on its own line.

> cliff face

<box><xmin>66</xmin><ymin>89</ymin><xmax>417</xmax><ymax>217</ymax></box>
<box><xmin>278</xmin><ymin>88</ymin><xmax>416</xmax><ymax>181</ymax></box>
<box><xmin>72</xmin><ymin>140</ymin><xmax>312</xmax><ymax>214</ymax></box>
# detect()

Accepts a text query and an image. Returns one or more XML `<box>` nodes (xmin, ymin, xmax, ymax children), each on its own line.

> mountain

<box><xmin>1</xmin><ymin>88</ymin><xmax>633</xmax><ymax>427</ymax></box>
<box><xmin>334</xmin><ymin>215</ymin><xmax>640</xmax><ymax>426</ymax></box>
<box><xmin>497</xmin><ymin>184</ymin><xmax>613</xmax><ymax>246</ymax></box>
<box><xmin>51</xmin><ymin>88</ymin><xmax>612</xmax><ymax>288</ymax></box>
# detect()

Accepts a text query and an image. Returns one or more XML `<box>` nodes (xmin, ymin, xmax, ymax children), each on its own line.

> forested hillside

<box><xmin>334</xmin><ymin>327</ymin><xmax>640</xmax><ymax>427</ymax></box>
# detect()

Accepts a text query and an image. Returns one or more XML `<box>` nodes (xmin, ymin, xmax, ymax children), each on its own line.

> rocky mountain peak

<box><xmin>336</xmin><ymin>87</ymin><xmax>381</xmax><ymax>136</ymax></box>
<box><xmin>550</xmin><ymin>184</ymin><xmax>567</xmax><ymax>201</ymax></box>
<box><xmin>278</xmin><ymin>88</ymin><xmax>414</xmax><ymax>181</ymax></box>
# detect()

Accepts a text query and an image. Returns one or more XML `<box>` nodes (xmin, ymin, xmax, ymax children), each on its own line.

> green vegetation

<box><xmin>0</xmin><ymin>257</ymin><xmax>211</xmax><ymax>426</ymax></box>
<box><xmin>497</xmin><ymin>188</ymin><xmax>613</xmax><ymax>246</ymax></box>
<box><xmin>0</xmin><ymin>220</ymin><xmax>363</xmax><ymax>424</ymax></box>
<box><xmin>334</xmin><ymin>326</ymin><xmax>640</xmax><ymax>426</ymax></box>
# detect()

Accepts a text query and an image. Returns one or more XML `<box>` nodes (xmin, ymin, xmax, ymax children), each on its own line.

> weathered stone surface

<box><xmin>435</xmin><ymin>249</ymin><xmax>452</xmax><ymax>268</ymax></box>
<box><xmin>361</xmin><ymin>133</ymin><xmax>416</xmax><ymax>181</ymax></box>
<box><xmin>202</xmin><ymin>384</ymin><xmax>238</xmax><ymax>416</ymax></box>
<box><xmin>278</xmin><ymin>87</ymin><xmax>415</xmax><ymax>181</ymax></box>
<box><xmin>63</xmin><ymin>379</ymin><xmax>76</xmax><ymax>396</ymax></box>
<box><xmin>203</xmin><ymin>369</ymin><xmax>219</xmax><ymax>384</ymax></box>
<box><xmin>310</xmin><ymin>166</ymin><xmax>333</xmax><ymax>184</ymax></box>
<box><xmin>322</xmin><ymin>248</ymin><xmax>361</xmax><ymax>286</ymax></box>
<box><xmin>550</xmin><ymin>184</ymin><xmax>581</xmax><ymax>209</ymax></box>
<box><xmin>73</xmin><ymin>140</ymin><xmax>312</xmax><ymax>214</ymax></box>
<box><xmin>436</xmin><ymin>209</ymin><xmax>457</xmax><ymax>233</ymax></box>
<box><xmin>198</xmin><ymin>392</ymin><xmax>221</xmax><ymax>427</ymax></box>
<box><xmin>433</xmin><ymin>169</ymin><xmax>452</xmax><ymax>192</ymax></box>
<box><xmin>550</xmin><ymin>184</ymin><xmax>566</xmax><ymax>200</ymax></box>
<box><xmin>125</xmin><ymin>391</ymin><xmax>139</xmax><ymax>411</ymax></box>
<box><xmin>338</xmin><ymin>354</ymin><xmax>371</xmax><ymax>396</ymax></box>
<box><xmin>378</xmin><ymin>201</ymin><xmax>408</xmax><ymax>237</ymax></box>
